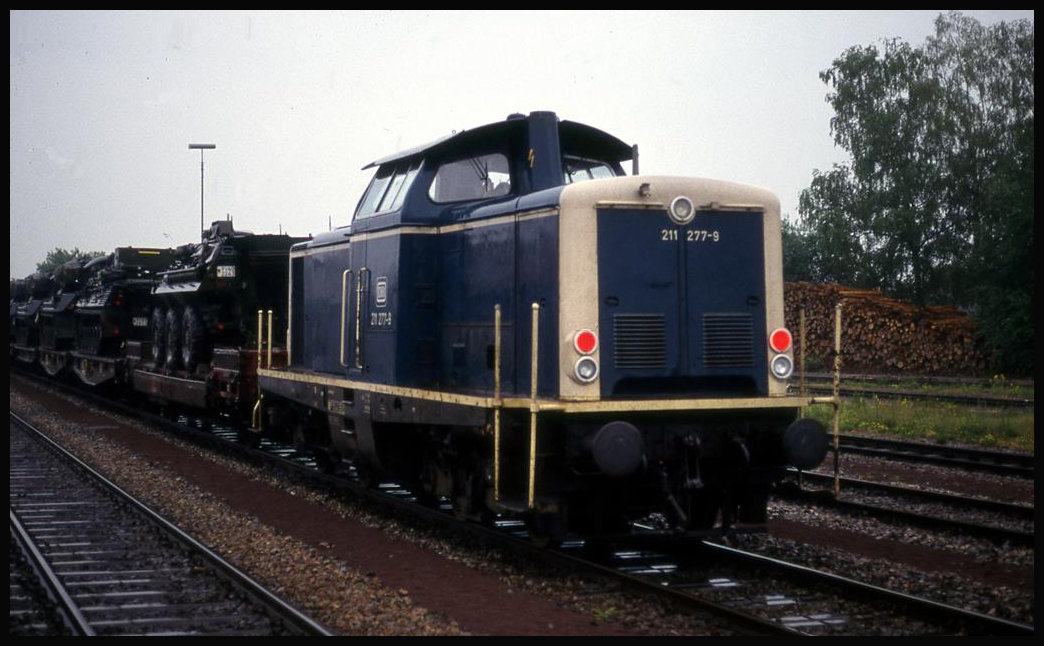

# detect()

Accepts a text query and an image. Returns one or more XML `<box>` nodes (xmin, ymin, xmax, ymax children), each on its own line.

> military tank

<box><xmin>150</xmin><ymin>219</ymin><xmax>307</xmax><ymax>375</ymax></box>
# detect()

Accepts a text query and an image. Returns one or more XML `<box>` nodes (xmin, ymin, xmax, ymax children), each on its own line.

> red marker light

<box><xmin>769</xmin><ymin>328</ymin><xmax>792</xmax><ymax>353</ymax></box>
<box><xmin>574</xmin><ymin>329</ymin><xmax>598</xmax><ymax>355</ymax></box>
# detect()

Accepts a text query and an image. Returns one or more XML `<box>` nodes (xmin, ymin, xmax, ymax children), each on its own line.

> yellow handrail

<box><xmin>493</xmin><ymin>304</ymin><xmax>502</xmax><ymax>504</ymax></box>
<box><xmin>527</xmin><ymin>302</ymin><xmax>539</xmax><ymax>509</ymax></box>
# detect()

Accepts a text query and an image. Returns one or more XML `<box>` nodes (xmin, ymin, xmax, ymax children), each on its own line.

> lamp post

<box><xmin>188</xmin><ymin>143</ymin><xmax>216</xmax><ymax>242</ymax></box>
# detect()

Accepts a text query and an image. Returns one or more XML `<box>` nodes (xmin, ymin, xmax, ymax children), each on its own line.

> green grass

<box><xmin>803</xmin><ymin>396</ymin><xmax>1034</xmax><ymax>452</ymax></box>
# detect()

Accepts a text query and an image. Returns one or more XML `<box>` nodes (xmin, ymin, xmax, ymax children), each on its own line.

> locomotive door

<box><xmin>340</xmin><ymin>266</ymin><xmax>368</xmax><ymax>373</ymax></box>
<box><xmin>682</xmin><ymin>210</ymin><xmax>767</xmax><ymax>391</ymax></box>
<box><xmin>596</xmin><ymin>207</ymin><xmax>684</xmax><ymax>389</ymax></box>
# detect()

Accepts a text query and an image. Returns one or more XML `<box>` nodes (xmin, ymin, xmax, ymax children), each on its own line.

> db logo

<box><xmin>375</xmin><ymin>276</ymin><xmax>388</xmax><ymax>308</ymax></box>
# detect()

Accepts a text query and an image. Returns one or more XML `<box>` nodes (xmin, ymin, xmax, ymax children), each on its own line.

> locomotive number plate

<box><xmin>660</xmin><ymin>228</ymin><xmax>720</xmax><ymax>242</ymax></box>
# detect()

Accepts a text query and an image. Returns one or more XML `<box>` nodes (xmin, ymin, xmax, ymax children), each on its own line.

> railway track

<box><xmin>140</xmin><ymin>411</ymin><xmax>1040</xmax><ymax>636</ymax></box>
<box><xmin>776</xmin><ymin>474</ymin><xmax>1034</xmax><ymax>547</ymax></box>
<box><xmin>10</xmin><ymin>522</ymin><xmax>69</xmax><ymax>636</ymax></box>
<box><xmin>351</xmin><ymin>473</ymin><xmax>1035</xmax><ymax>635</ymax></box>
<box><xmin>776</xmin><ymin>430</ymin><xmax>1035</xmax><ymax>549</ymax></box>
<box><xmin>795</xmin><ymin>375</ymin><xmax>1033</xmax><ymax>409</ymax></box>
<box><xmin>9</xmin><ymin>412</ymin><xmax>331</xmax><ymax>637</ymax></box>
<box><xmin>559</xmin><ymin>539</ymin><xmax>1033</xmax><ymax>636</ymax></box>
<box><xmin>10</xmin><ymin>373</ymin><xmax>1035</xmax><ymax>635</ymax></box>
<box><xmin>834</xmin><ymin>433</ymin><xmax>1034</xmax><ymax>478</ymax></box>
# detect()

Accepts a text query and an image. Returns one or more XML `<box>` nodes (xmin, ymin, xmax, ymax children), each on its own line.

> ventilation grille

<box><xmin>703</xmin><ymin>313</ymin><xmax>754</xmax><ymax>367</ymax></box>
<box><xmin>613</xmin><ymin>314</ymin><xmax>667</xmax><ymax>369</ymax></box>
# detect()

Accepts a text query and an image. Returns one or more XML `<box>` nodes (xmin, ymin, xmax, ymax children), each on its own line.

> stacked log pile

<box><xmin>783</xmin><ymin>282</ymin><xmax>990</xmax><ymax>376</ymax></box>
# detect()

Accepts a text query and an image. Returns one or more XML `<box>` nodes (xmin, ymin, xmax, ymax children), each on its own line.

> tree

<box><xmin>781</xmin><ymin>217</ymin><xmax>815</xmax><ymax>283</ymax></box>
<box><xmin>795</xmin><ymin>12</ymin><xmax>1034</xmax><ymax>375</ymax></box>
<box><xmin>792</xmin><ymin>164</ymin><xmax>876</xmax><ymax>287</ymax></box>
<box><xmin>34</xmin><ymin>247</ymin><xmax>104</xmax><ymax>277</ymax></box>
<box><xmin>969</xmin><ymin>119</ymin><xmax>1034</xmax><ymax>375</ymax></box>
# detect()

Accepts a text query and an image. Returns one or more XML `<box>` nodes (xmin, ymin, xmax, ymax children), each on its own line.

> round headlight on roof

<box><xmin>669</xmin><ymin>195</ymin><xmax>695</xmax><ymax>225</ymax></box>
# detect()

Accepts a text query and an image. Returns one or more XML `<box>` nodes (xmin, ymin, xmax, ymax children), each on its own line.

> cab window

<box><xmin>384</xmin><ymin>164</ymin><xmax>420</xmax><ymax>212</ymax></box>
<box><xmin>563</xmin><ymin>156</ymin><xmax>618</xmax><ymax>184</ymax></box>
<box><xmin>356</xmin><ymin>161</ymin><xmax>422</xmax><ymax>219</ymax></box>
<box><xmin>428</xmin><ymin>152</ymin><xmax>511</xmax><ymax>203</ymax></box>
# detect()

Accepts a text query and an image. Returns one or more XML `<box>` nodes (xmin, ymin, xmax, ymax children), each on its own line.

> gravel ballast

<box><xmin>9</xmin><ymin>378</ymin><xmax>1035</xmax><ymax>633</ymax></box>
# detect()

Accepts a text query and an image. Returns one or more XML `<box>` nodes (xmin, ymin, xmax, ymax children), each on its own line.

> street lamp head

<box><xmin>189</xmin><ymin>143</ymin><xmax>216</xmax><ymax>150</ymax></box>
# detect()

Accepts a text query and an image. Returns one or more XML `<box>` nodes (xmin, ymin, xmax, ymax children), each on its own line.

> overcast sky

<box><xmin>9</xmin><ymin>10</ymin><xmax>1033</xmax><ymax>279</ymax></box>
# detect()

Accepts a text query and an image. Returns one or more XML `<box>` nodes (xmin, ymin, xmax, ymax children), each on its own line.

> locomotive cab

<box><xmin>336</xmin><ymin>111</ymin><xmax>634</xmax><ymax>395</ymax></box>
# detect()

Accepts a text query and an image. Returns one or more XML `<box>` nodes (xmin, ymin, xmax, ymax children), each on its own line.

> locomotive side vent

<box><xmin>613</xmin><ymin>314</ymin><xmax>667</xmax><ymax>369</ymax></box>
<box><xmin>702</xmin><ymin>313</ymin><xmax>754</xmax><ymax>367</ymax></box>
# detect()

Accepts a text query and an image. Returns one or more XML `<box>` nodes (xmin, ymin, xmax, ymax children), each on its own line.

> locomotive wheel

<box><xmin>150</xmin><ymin>307</ymin><xmax>166</xmax><ymax>366</ymax></box>
<box><xmin>674</xmin><ymin>488</ymin><xmax>723</xmax><ymax>531</ymax></box>
<box><xmin>352</xmin><ymin>456</ymin><xmax>376</xmax><ymax>488</ymax></box>
<box><xmin>451</xmin><ymin>466</ymin><xmax>489</xmax><ymax>523</ymax></box>
<box><xmin>313</xmin><ymin>448</ymin><xmax>340</xmax><ymax>474</ymax></box>
<box><xmin>165</xmin><ymin>306</ymin><xmax>183</xmax><ymax>369</ymax></box>
<box><xmin>236</xmin><ymin>427</ymin><xmax>262</xmax><ymax>449</ymax></box>
<box><xmin>181</xmin><ymin>305</ymin><xmax>208</xmax><ymax>374</ymax></box>
<box><xmin>525</xmin><ymin>511</ymin><xmax>562</xmax><ymax>548</ymax></box>
<box><xmin>76</xmin><ymin>318</ymin><xmax>98</xmax><ymax>356</ymax></box>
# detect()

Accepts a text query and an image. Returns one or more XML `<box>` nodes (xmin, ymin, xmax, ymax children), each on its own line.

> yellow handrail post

<box><xmin>493</xmin><ymin>304</ymin><xmax>502</xmax><ymax>504</ymax></box>
<box><xmin>253</xmin><ymin>309</ymin><xmax>264</xmax><ymax>430</ymax></box>
<box><xmin>799</xmin><ymin>306</ymin><xmax>806</xmax><ymax>401</ymax></box>
<box><xmin>354</xmin><ymin>268</ymin><xmax>365</xmax><ymax>370</ymax></box>
<box><xmin>832</xmin><ymin>303</ymin><xmax>843</xmax><ymax>498</ymax></box>
<box><xmin>527</xmin><ymin>302</ymin><xmax>539</xmax><ymax>510</ymax></box>
<box><xmin>266</xmin><ymin>309</ymin><xmax>273</xmax><ymax>369</ymax></box>
<box><xmin>339</xmin><ymin>270</ymin><xmax>351</xmax><ymax>367</ymax></box>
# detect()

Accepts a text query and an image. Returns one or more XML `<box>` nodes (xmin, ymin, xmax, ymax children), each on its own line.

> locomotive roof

<box><xmin>361</xmin><ymin>112</ymin><xmax>634</xmax><ymax>170</ymax></box>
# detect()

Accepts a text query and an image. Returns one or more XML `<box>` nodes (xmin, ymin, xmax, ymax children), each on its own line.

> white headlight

<box><xmin>573</xmin><ymin>356</ymin><xmax>599</xmax><ymax>383</ymax></box>
<box><xmin>771</xmin><ymin>354</ymin><xmax>794</xmax><ymax>379</ymax></box>
<box><xmin>669</xmin><ymin>195</ymin><xmax>695</xmax><ymax>225</ymax></box>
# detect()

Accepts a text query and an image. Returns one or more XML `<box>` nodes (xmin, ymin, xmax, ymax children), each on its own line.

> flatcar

<box><xmin>11</xmin><ymin>220</ymin><xmax>305</xmax><ymax>423</ymax></box>
<box><xmin>257</xmin><ymin>111</ymin><xmax>829</xmax><ymax>540</ymax></box>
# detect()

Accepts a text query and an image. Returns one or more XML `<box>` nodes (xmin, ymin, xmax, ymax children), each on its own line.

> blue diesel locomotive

<box><xmin>257</xmin><ymin>111</ymin><xmax>828</xmax><ymax>540</ymax></box>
